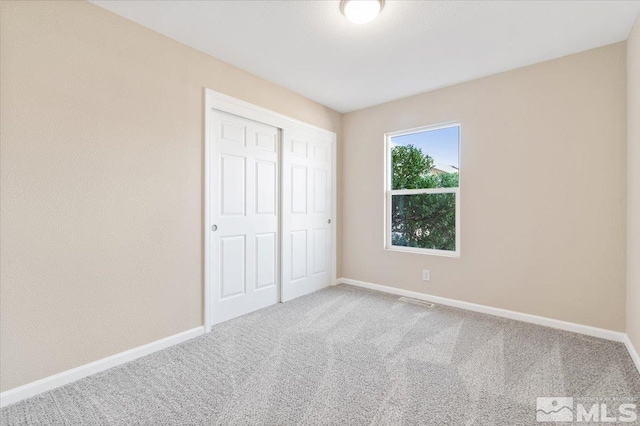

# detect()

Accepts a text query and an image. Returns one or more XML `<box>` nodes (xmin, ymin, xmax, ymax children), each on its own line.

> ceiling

<box><xmin>91</xmin><ymin>1</ymin><xmax>640</xmax><ymax>113</ymax></box>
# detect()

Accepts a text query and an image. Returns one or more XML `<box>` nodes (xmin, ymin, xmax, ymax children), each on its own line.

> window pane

<box><xmin>391</xmin><ymin>126</ymin><xmax>459</xmax><ymax>190</ymax></box>
<box><xmin>391</xmin><ymin>193</ymin><xmax>456</xmax><ymax>251</ymax></box>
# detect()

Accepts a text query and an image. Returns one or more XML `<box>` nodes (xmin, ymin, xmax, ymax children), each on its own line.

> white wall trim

<box><xmin>204</xmin><ymin>88</ymin><xmax>338</xmax><ymax>331</ymax></box>
<box><xmin>623</xmin><ymin>335</ymin><xmax>640</xmax><ymax>374</ymax></box>
<box><xmin>338</xmin><ymin>278</ymin><xmax>627</xmax><ymax>342</ymax></box>
<box><xmin>0</xmin><ymin>326</ymin><xmax>204</xmax><ymax>409</ymax></box>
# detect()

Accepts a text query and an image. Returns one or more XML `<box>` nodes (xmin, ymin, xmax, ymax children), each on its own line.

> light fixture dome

<box><xmin>341</xmin><ymin>0</ymin><xmax>384</xmax><ymax>25</ymax></box>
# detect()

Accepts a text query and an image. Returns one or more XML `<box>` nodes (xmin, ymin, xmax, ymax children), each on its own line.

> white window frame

<box><xmin>384</xmin><ymin>122</ymin><xmax>461</xmax><ymax>258</ymax></box>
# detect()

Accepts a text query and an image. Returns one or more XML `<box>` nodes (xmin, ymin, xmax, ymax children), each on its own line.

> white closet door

<box><xmin>281</xmin><ymin>129</ymin><xmax>333</xmax><ymax>302</ymax></box>
<box><xmin>210</xmin><ymin>111</ymin><xmax>279</xmax><ymax>325</ymax></box>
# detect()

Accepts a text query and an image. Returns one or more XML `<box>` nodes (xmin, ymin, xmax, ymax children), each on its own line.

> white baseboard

<box><xmin>623</xmin><ymin>335</ymin><xmax>640</xmax><ymax>374</ymax></box>
<box><xmin>0</xmin><ymin>326</ymin><xmax>204</xmax><ymax>408</ymax></box>
<box><xmin>338</xmin><ymin>278</ymin><xmax>627</xmax><ymax>343</ymax></box>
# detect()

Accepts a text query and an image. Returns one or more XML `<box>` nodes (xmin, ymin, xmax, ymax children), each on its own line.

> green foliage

<box><xmin>391</xmin><ymin>145</ymin><xmax>458</xmax><ymax>190</ymax></box>
<box><xmin>391</xmin><ymin>144</ymin><xmax>458</xmax><ymax>251</ymax></box>
<box><xmin>391</xmin><ymin>145</ymin><xmax>434</xmax><ymax>189</ymax></box>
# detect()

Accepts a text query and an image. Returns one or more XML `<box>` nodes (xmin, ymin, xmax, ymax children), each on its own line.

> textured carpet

<box><xmin>2</xmin><ymin>284</ymin><xmax>639</xmax><ymax>425</ymax></box>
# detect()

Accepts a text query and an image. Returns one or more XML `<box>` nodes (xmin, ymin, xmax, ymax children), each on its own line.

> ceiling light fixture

<box><xmin>341</xmin><ymin>0</ymin><xmax>384</xmax><ymax>25</ymax></box>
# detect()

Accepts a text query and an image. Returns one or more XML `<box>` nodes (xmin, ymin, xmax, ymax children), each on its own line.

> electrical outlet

<box><xmin>422</xmin><ymin>270</ymin><xmax>431</xmax><ymax>282</ymax></box>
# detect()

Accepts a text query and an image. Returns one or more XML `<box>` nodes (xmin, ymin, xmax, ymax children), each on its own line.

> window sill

<box><xmin>385</xmin><ymin>245</ymin><xmax>460</xmax><ymax>258</ymax></box>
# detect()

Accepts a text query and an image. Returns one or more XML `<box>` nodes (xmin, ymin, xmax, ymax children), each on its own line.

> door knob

<box><xmin>327</xmin><ymin>219</ymin><xmax>331</xmax><ymax>224</ymax></box>
<box><xmin>211</xmin><ymin>224</ymin><xmax>218</xmax><ymax>232</ymax></box>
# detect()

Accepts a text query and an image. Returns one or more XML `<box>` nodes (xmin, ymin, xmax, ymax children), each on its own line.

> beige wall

<box><xmin>342</xmin><ymin>43</ymin><xmax>628</xmax><ymax>331</ymax></box>
<box><xmin>0</xmin><ymin>1</ymin><xmax>341</xmax><ymax>392</ymax></box>
<box><xmin>628</xmin><ymin>17</ymin><xmax>640</xmax><ymax>354</ymax></box>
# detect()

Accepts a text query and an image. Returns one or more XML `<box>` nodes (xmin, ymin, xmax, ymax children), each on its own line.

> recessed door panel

<box><xmin>313</xmin><ymin>145</ymin><xmax>327</xmax><ymax>162</ymax></box>
<box><xmin>256</xmin><ymin>132</ymin><xmax>276</xmax><ymax>152</ymax></box>
<box><xmin>290</xmin><ymin>230</ymin><xmax>307</xmax><ymax>281</ymax></box>
<box><xmin>291</xmin><ymin>166</ymin><xmax>307</xmax><ymax>214</ymax></box>
<box><xmin>313</xmin><ymin>228</ymin><xmax>327</xmax><ymax>275</ymax></box>
<box><xmin>313</xmin><ymin>169</ymin><xmax>327</xmax><ymax>213</ymax></box>
<box><xmin>256</xmin><ymin>160</ymin><xmax>276</xmax><ymax>215</ymax></box>
<box><xmin>221</xmin><ymin>155</ymin><xmax>245</xmax><ymax>216</ymax></box>
<box><xmin>255</xmin><ymin>233</ymin><xmax>276</xmax><ymax>290</ymax></box>
<box><xmin>220</xmin><ymin>235</ymin><xmax>246</xmax><ymax>299</ymax></box>
<box><xmin>292</xmin><ymin>139</ymin><xmax>307</xmax><ymax>157</ymax></box>
<box><xmin>221</xmin><ymin>121</ymin><xmax>245</xmax><ymax>145</ymax></box>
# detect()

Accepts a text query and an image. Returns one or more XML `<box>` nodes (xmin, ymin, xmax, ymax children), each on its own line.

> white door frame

<box><xmin>204</xmin><ymin>88</ymin><xmax>337</xmax><ymax>332</ymax></box>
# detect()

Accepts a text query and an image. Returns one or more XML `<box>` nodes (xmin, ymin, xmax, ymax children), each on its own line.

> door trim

<box><xmin>204</xmin><ymin>89</ymin><xmax>337</xmax><ymax>332</ymax></box>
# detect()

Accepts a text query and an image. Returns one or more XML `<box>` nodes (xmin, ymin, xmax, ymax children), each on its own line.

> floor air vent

<box><xmin>399</xmin><ymin>297</ymin><xmax>436</xmax><ymax>308</ymax></box>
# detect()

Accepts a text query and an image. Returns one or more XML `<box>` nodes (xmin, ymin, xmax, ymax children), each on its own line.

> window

<box><xmin>385</xmin><ymin>123</ymin><xmax>460</xmax><ymax>256</ymax></box>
